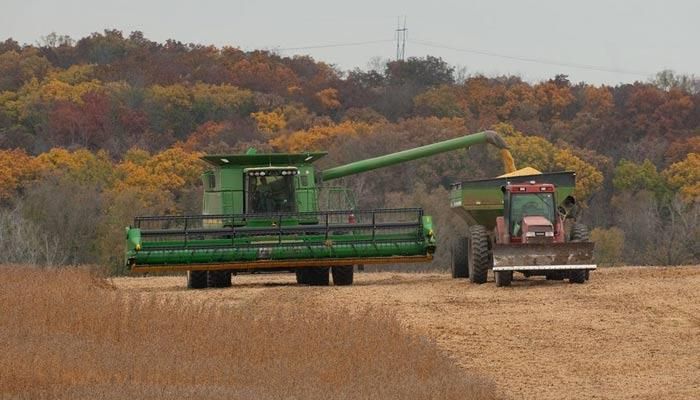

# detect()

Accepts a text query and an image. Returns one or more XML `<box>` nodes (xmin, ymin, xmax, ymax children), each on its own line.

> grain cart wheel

<box><xmin>187</xmin><ymin>270</ymin><xmax>207</xmax><ymax>289</ymax></box>
<box><xmin>570</xmin><ymin>223</ymin><xmax>591</xmax><ymax>282</ymax></box>
<box><xmin>332</xmin><ymin>266</ymin><xmax>353</xmax><ymax>286</ymax></box>
<box><xmin>207</xmin><ymin>270</ymin><xmax>232</xmax><ymax>288</ymax></box>
<box><xmin>495</xmin><ymin>271</ymin><xmax>513</xmax><ymax>287</ymax></box>
<box><xmin>468</xmin><ymin>225</ymin><xmax>490</xmax><ymax>284</ymax></box>
<box><xmin>451</xmin><ymin>236</ymin><xmax>469</xmax><ymax>278</ymax></box>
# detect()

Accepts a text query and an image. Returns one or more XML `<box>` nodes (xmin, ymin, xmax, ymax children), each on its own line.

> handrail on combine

<box><xmin>132</xmin><ymin>208</ymin><xmax>426</xmax><ymax>251</ymax></box>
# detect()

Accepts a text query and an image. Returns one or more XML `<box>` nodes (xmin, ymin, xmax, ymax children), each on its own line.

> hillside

<box><xmin>0</xmin><ymin>31</ymin><xmax>698</xmax><ymax>270</ymax></box>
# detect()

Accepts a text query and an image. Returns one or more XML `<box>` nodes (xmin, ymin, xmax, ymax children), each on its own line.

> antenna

<box><xmin>395</xmin><ymin>16</ymin><xmax>407</xmax><ymax>61</ymax></box>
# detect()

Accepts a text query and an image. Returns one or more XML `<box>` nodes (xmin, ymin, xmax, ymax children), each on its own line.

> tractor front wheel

<box><xmin>468</xmin><ymin>225</ymin><xmax>490</xmax><ymax>284</ymax></box>
<box><xmin>495</xmin><ymin>270</ymin><xmax>512</xmax><ymax>287</ymax></box>
<box><xmin>332</xmin><ymin>266</ymin><xmax>353</xmax><ymax>286</ymax></box>
<box><xmin>569</xmin><ymin>270</ymin><xmax>586</xmax><ymax>284</ymax></box>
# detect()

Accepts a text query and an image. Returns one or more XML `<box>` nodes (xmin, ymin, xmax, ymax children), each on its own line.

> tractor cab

<box><xmin>502</xmin><ymin>182</ymin><xmax>563</xmax><ymax>244</ymax></box>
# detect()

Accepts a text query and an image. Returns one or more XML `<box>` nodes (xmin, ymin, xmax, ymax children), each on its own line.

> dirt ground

<box><xmin>114</xmin><ymin>266</ymin><xmax>700</xmax><ymax>400</ymax></box>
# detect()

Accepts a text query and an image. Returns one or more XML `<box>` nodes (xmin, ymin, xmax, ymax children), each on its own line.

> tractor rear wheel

<box><xmin>332</xmin><ymin>266</ymin><xmax>353</xmax><ymax>286</ymax></box>
<box><xmin>468</xmin><ymin>225</ymin><xmax>490</xmax><ymax>284</ymax></box>
<box><xmin>207</xmin><ymin>270</ymin><xmax>232</xmax><ymax>288</ymax></box>
<box><xmin>187</xmin><ymin>270</ymin><xmax>207</xmax><ymax>289</ymax></box>
<box><xmin>451</xmin><ymin>236</ymin><xmax>469</xmax><ymax>278</ymax></box>
<box><xmin>570</xmin><ymin>223</ymin><xmax>591</xmax><ymax>282</ymax></box>
<box><xmin>495</xmin><ymin>270</ymin><xmax>512</xmax><ymax>287</ymax></box>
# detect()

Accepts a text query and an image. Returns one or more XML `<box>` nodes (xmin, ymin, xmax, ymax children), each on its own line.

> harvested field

<box><xmin>0</xmin><ymin>266</ymin><xmax>494</xmax><ymax>400</ymax></box>
<box><xmin>3</xmin><ymin>266</ymin><xmax>698</xmax><ymax>399</ymax></box>
<box><xmin>111</xmin><ymin>266</ymin><xmax>700</xmax><ymax>400</ymax></box>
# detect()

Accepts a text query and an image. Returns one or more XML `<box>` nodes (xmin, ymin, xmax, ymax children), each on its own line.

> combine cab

<box><xmin>126</xmin><ymin>130</ymin><xmax>510</xmax><ymax>288</ymax></box>
<box><xmin>450</xmin><ymin>170</ymin><xmax>596</xmax><ymax>286</ymax></box>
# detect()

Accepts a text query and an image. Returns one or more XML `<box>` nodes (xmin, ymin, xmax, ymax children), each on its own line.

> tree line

<box><xmin>0</xmin><ymin>30</ymin><xmax>697</xmax><ymax>270</ymax></box>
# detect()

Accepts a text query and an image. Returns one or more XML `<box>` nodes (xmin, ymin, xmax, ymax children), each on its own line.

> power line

<box><xmin>274</xmin><ymin>39</ymin><xmax>394</xmax><ymax>52</ymax></box>
<box><xmin>410</xmin><ymin>39</ymin><xmax>652</xmax><ymax>76</ymax></box>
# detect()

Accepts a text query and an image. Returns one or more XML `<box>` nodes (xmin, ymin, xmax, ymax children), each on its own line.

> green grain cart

<box><xmin>125</xmin><ymin>130</ymin><xmax>508</xmax><ymax>288</ymax></box>
<box><xmin>449</xmin><ymin>171</ymin><xmax>596</xmax><ymax>287</ymax></box>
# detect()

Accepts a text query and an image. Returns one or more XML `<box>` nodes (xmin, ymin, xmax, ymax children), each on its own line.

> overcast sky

<box><xmin>2</xmin><ymin>0</ymin><xmax>698</xmax><ymax>85</ymax></box>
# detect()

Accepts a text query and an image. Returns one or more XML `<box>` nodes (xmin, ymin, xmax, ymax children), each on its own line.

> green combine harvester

<box><xmin>125</xmin><ymin>130</ymin><xmax>508</xmax><ymax>288</ymax></box>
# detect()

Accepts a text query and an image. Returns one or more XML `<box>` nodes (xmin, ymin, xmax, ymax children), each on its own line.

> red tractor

<box><xmin>451</xmin><ymin>172</ymin><xmax>595</xmax><ymax>287</ymax></box>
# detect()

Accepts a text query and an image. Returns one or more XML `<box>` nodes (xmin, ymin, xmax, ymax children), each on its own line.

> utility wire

<box><xmin>274</xmin><ymin>39</ymin><xmax>394</xmax><ymax>52</ymax></box>
<box><xmin>410</xmin><ymin>39</ymin><xmax>652</xmax><ymax>77</ymax></box>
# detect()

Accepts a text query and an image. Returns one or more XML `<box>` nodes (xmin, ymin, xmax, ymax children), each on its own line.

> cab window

<box><xmin>247</xmin><ymin>173</ymin><xmax>296</xmax><ymax>213</ymax></box>
<box><xmin>510</xmin><ymin>193</ymin><xmax>555</xmax><ymax>235</ymax></box>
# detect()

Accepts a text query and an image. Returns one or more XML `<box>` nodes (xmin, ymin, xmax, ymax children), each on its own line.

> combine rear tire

<box><xmin>468</xmin><ymin>225</ymin><xmax>490</xmax><ymax>284</ymax></box>
<box><xmin>298</xmin><ymin>267</ymin><xmax>330</xmax><ymax>286</ymax></box>
<box><xmin>495</xmin><ymin>270</ymin><xmax>513</xmax><ymax>287</ymax></box>
<box><xmin>187</xmin><ymin>270</ymin><xmax>207</xmax><ymax>289</ymax></box>
<box><xmin>451</xmin><ymin>236</ymin><xmax>469</xmax><ymax>278</ymax></box>
<box><xmin>332</xmin><ymin>266</ymin><xmax>353</xmax><ymax>286</ymax></box>
<box><xmin>207</xmin><ymin>270</ymin><xmax>232</xmax><ymax>288</ymax></box>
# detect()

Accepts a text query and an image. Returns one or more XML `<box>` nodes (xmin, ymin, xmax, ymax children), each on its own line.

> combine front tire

<box><xmin>332</xmin><ymin>266</ymin><xmax>353</xmax><ymax>286</ymax></box>
<box><xmin>295</xmin><ymin>269</ymin><xmax>308</xmax><ymax>284</ymax></box>
<box><xmin>451</xmin><ymin>236</ymin><xmax>469</xmax><ymax>278</ymax></box>
<box><xmin>187</xmin><ymin>270</ymin><xmax>207</xmax><ymax>289</ymax></box>
<box><xmin>495</xmin><ymin>271</ymin><xmax>512</xmax><ymax>287</ymax></box>
<box><xmin>207</xmin><ymin>270</ymin><xmax>232</xmax><ymax>288</ymax></box>
<box><xmin>468</xmin><ymin>225</ymin><xmax>490</xmax><ymax>284</ymax></box>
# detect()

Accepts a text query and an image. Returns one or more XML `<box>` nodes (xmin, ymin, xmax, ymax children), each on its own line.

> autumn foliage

<box><xmin>0</xmin><ymin>30</ymin><xmax>697</xmax><ymax>267</ymax></box>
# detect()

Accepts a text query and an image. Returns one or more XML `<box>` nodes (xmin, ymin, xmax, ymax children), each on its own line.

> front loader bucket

<box><xmin>492</xmin><ymin>242</ymin><xmax>595</xmax><ymax>271</ymax></box>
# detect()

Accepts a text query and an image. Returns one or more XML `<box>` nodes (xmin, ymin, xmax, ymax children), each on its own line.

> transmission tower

<box><xmin>395</xmin><ymin>16</ymin><xmax>407</xmax><ymax>61</ymax></box>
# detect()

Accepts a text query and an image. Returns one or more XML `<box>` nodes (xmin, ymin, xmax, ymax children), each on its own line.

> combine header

<box><xmin>126</xmin><ymin>130</ymin><xmax>509</xmax><ymax>288</ymax></box>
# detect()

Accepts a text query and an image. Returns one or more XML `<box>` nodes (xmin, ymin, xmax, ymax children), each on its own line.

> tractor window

<box><xmin>247</xmin><ymin>174</ymin><xmax>296</xmax><ymax>213</ymax></box>
<box><xmin>510</xmin><ymin>193</ymin><xmax>555</xmax><ymax>235</ymax></box>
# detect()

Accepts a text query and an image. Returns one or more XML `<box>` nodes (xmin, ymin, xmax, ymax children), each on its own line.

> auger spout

<box><xmin>320</xmin><ymin>130</ymin><xmax>507</xmax><ymax>181</ymax></box>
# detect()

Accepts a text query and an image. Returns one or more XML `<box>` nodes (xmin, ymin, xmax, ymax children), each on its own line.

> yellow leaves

<box><xmin>0</xmin><ymin>149</ymin><xmax>42</xmax><ymax>200</ymax></box>
<box><xmin>147</xmin><ymin>84</ymin><xmax>192</xmax><ymax>109</ymax></box>
<box><xmin>48</xmin><ymin>64</ymin><xmax>97</xmax><ymax>85</ymax></box>
<box><xmin>34</xmin><ymin>148</ymin><xmax>114</xmax><ymax>185</ymax></box>
<box><xmin>663</xmin><ymin>153</ymin><xmax>699</xmax><ymax>202</ymax></box>
<box><xmin>114</xmin><ymin>147</ymin><xmax>204</xmax><ymax>193</ymax></box>
<box><xmin>315</xmin><ymin>88</ymin><xmax>341</xmax><ymax>110</ymax></box>
<box><xmin>553</xmin><ymin>148</ymin><xmax>604</xmax><ymax>200</ymax></box>
<box><xmin>496</xmin><ymin>123</ymin><xmax>603</xmax><ymax>200</ymax></box>
<box><xmin>251</xmin><ymin>110</ymin><xmax>287</xmax><ymax>135</ymax></box>
<box><xmin>191</xmin><ymin>83</ymin><xmax>253</xmax><ymax>109</ymax></box>
<box><xmin>270</xmin><ymin>121</ymin><xmax>373</xmax><ymax>152</ymax></box>
<box><xmin>38</xmin><ymin>78</ymin><xmax>104</xmax><ymax>104</ymax></box>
